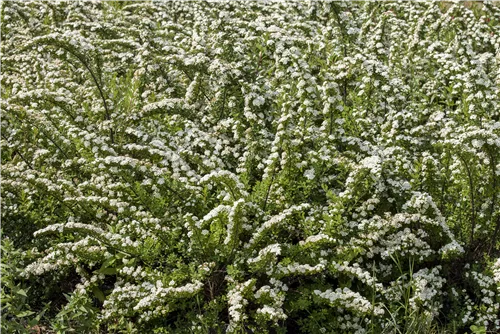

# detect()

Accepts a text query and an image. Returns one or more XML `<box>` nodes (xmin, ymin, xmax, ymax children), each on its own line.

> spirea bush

<box><xmin>1</xmin><ymin>1</ymin><xmax>500</xmax><ymax>333</ymax></box>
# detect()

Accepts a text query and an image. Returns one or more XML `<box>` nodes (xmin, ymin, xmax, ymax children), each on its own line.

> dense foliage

<box><xmin>1</xmin><ymin>1</ymin><xmax>500</xmax><ymax>333</ymax></box>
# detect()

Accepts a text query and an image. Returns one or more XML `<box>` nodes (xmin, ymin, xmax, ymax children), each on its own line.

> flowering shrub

<box><xmin>1</xmin><ymin>1</ymin><xmax>500</xmax><ymax>333</ymax></box>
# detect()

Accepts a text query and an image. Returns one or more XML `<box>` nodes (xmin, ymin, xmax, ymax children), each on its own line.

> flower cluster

<box><xmin>1</xmin><ymin>1</ymin><xmax>499</xmax><ymax>333</ymax></box>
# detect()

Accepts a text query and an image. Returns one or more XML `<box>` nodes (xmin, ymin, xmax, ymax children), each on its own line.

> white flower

<box><xmin>252</xmin><ymin>96</ymin><xmax>265</xmax><ymax>107</ymax></box>
<box><xmin>304</xmin><ymin>168</ymin><xmax>315</xmax><ymax>180</ymax></box>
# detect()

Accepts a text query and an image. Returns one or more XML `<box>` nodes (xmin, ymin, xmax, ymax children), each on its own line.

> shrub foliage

<box><xmin>1</xmin><ymin>1</ymin><xmax>500</xmax><ymax>333</ymax></box>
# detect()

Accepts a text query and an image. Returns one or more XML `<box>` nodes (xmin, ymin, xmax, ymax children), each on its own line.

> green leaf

<box><xmin>92</xmin><ymin>287</ymin><xmax>105</xmax><ymax>302</ymax></box>
<box><xmin>16</xmin><ymin>289</ymin><xmax>28</xmax><ymax>297</ymax></box>
<box><xmin>99</xmin><ymin>267</ymin><xmax>117</xmax><ymax>275</ymax></box>
<box><xmin>16</xmin><ymin>310</ymin><xmax>35</xmax><ymax>318</ymax></box>
<box><xmin>470</xmin><ymin>325</ymin><xmax>486</xmax><ymax>334</ymax></box>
